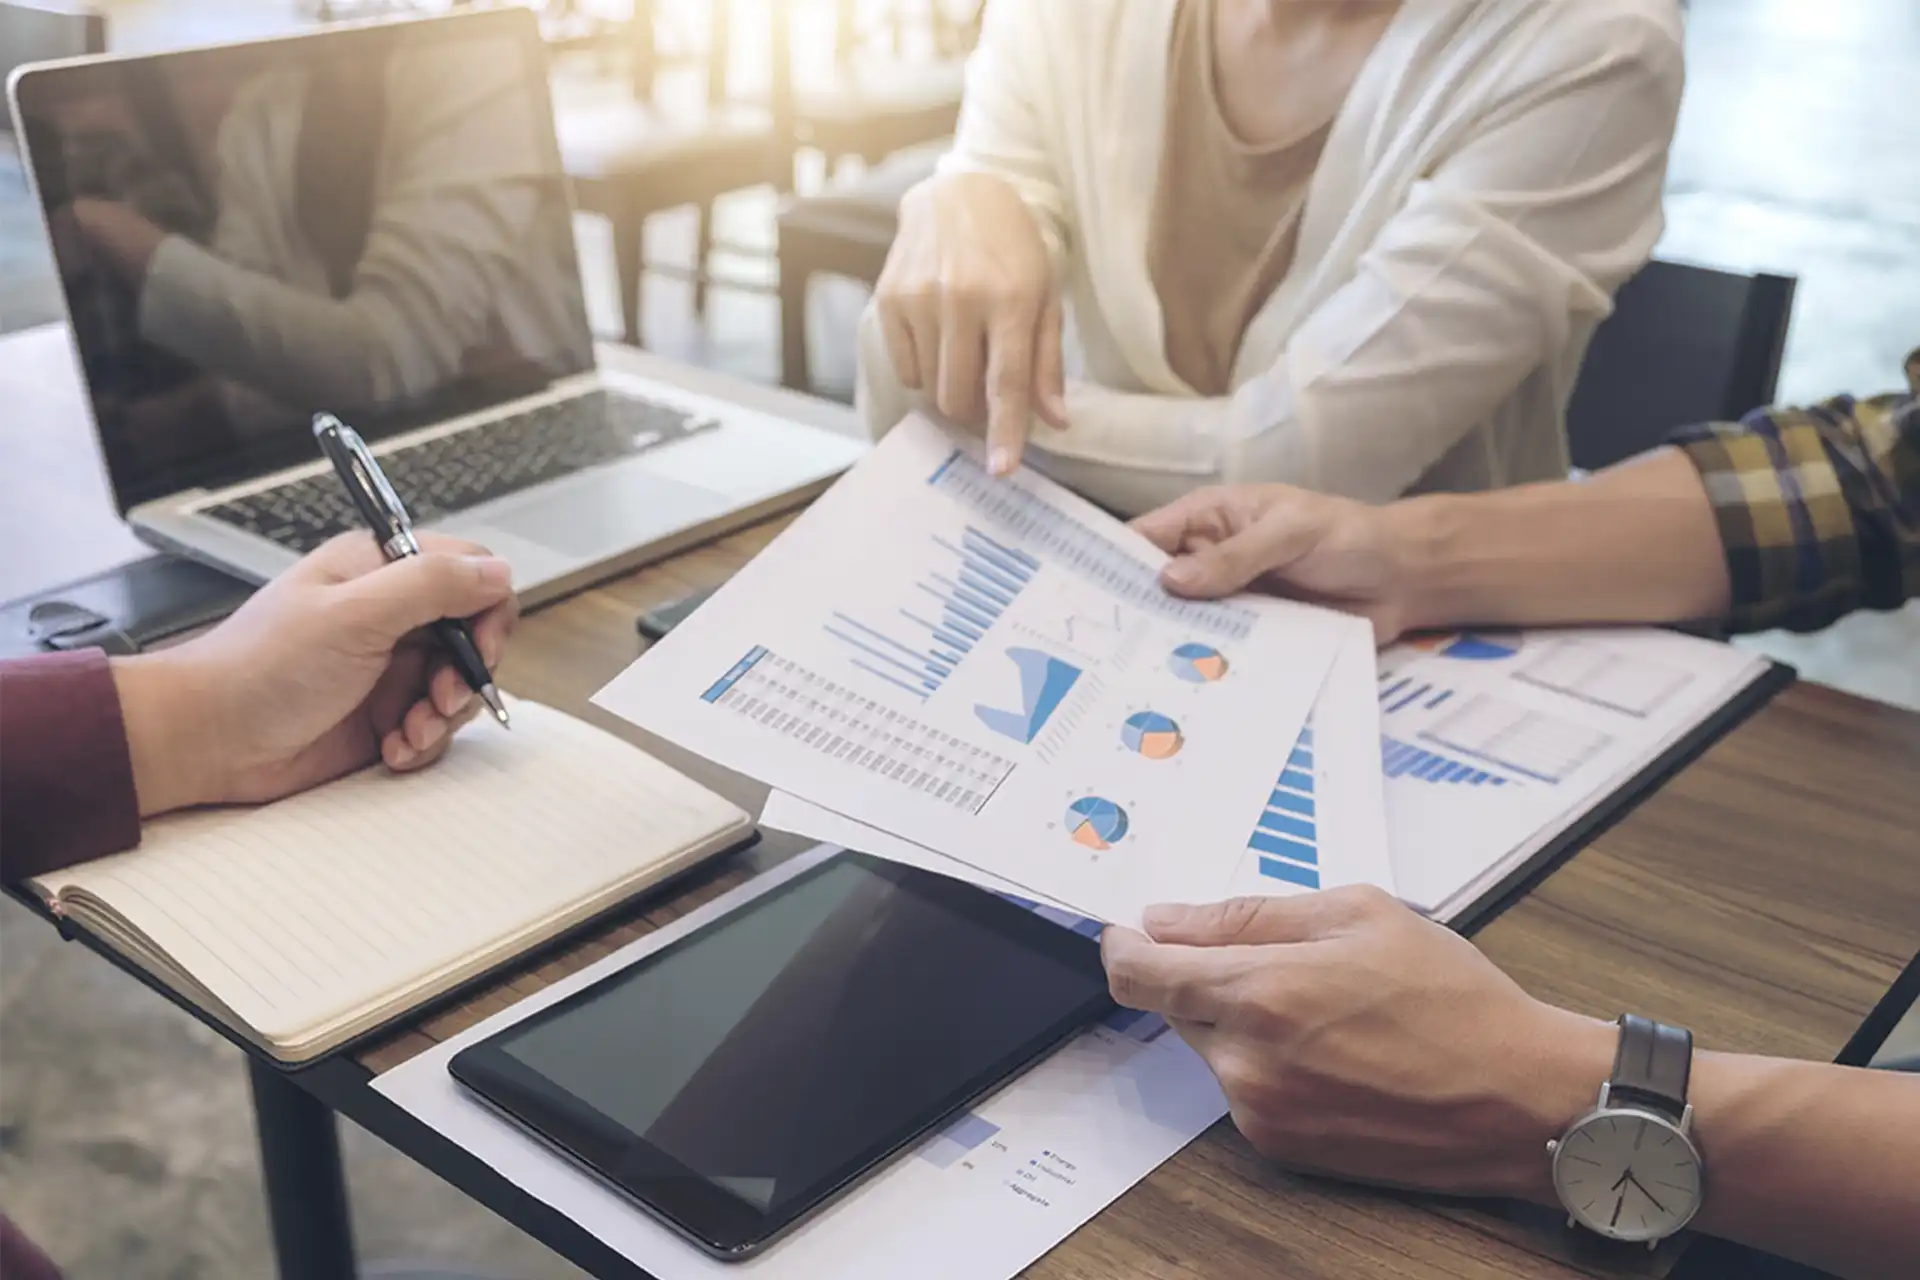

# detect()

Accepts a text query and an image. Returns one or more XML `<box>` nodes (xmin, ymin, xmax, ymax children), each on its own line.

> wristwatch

<box><xmin>1547</xmin><ymin>1014</ymin><xmax>1704</xmax><ymax>1246</ymax></box>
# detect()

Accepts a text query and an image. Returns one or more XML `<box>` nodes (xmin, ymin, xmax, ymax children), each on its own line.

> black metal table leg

<box><xmin>249</xmin><ymin>1058</ymin><xmax>359</xmax><ymax>1280</ymax></box>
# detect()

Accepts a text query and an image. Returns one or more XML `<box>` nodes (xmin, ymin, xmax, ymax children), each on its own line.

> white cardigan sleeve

<box><xmin>933</xmin><ymin>0</ymin><xmax>1073</xmax><ymax>275</ymax></box>
<box><xmin>1031</xmin><ymin>10</ymin><xmax>1685</xmax><ymax>505</ymax></box>
<box><xmin>856</xmin><ymin>0</ymin><xmax>1077</xmax><ymax>445</ymax></box>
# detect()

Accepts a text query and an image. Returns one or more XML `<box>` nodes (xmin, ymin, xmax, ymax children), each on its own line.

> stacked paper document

<box><xmin>594</xmin><ymin>416</ymin><xmax>1396</xmax><ymax>925</ymax></box>
<box><xmin>1366</xmin><ymin>627</ymin><xmax>1774</xmax><ymax>921</ymax></box>
<box><xmin>593</xmin><ymin>414</ymin><xmax>1775</xmax><ymax>928</ymax></box>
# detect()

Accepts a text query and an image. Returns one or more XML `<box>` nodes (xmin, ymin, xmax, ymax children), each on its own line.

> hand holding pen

<box><xmin>313</xmin><ymin>413</ymin><xmax>512</xmax><ymax>728</ymax></box>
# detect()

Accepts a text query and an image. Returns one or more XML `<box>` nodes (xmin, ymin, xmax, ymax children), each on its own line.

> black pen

<box><xmin>312</xmin><ymin>412</ymin><xmax>511</xmax><ymax>728</ymax></box>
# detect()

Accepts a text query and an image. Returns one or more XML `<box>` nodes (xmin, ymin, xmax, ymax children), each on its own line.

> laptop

<box><xmin>8</xmin><ymin>8</ymin><xmax>864</xmax><ymax>605</ymax></box>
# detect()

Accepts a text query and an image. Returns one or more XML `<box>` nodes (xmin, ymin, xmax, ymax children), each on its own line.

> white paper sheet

<box><xmin>1371</xmin><ymin>627</ymin><xmax>1772</xmax><ymax>917</ymax></box>
<box><xmin>374</xmin><ymin>846</ymin><xmax>1229</xmax><ymax>1280</ymax></box>
<box><xmin>759</xmin><ymin>792</ymin><xmax>1079</xmax><ymax>910</ymax></box>
<box><xmin>594</xmin><ymin>416</ymin><xmax>1352</xmax><ymax>925</ymax></box>
<box><xmin>764</xmin><ymin>615</ymin><xmax>1396</xmax><ymax>907</ymax></box>
<box><xmin>1224</xmin><ymin>619</ymin><xmax>1393</xmax><ymax>897</ymax></box>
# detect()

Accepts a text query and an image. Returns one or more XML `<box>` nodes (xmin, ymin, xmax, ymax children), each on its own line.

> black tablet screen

<box><xmin>457</xmin><ymin>853</ymin><xmax>1111</xmax><ymax>1252</ymax></box>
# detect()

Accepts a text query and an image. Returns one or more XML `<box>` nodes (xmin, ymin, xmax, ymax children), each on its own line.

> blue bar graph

<box><xmin>1249</xmin><ymin>723</ymin><xmax>1320</xmax><ymax>890</ymax></box>
<box><xmin>926</xmin><ymin>448</ymin><xmax>1256</xmax><ymax>639</ymax></box>
<box><xmin>1380</xmin><ymin>736</ymin><xmax>1506</xmax><ymax>786</ymax></box>
<box><xmin>1380</xmin><ymin>670</ymin><xmax>1459</xmax><ymax>716</ymax></box>
<box><xmin>1386</xmin><ymin>681</ymin><xmax>1434</xmax><ymax>714</ymax></box>
<box><xmin>824</xmin><ymin>526</ymin><xmax>1038</xmax><ymax>698</ymax></box>
<box><xmin>919</xmin><ymin>1110</ymin><xmax>1003</xmax><ymax>1169</ymax></box>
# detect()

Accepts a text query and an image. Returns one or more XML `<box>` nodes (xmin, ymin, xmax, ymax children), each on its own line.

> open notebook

<box><xmin>28</xmin><ymin>701</ymin><xmax>753</xmax><ymax>1063</ymax></box>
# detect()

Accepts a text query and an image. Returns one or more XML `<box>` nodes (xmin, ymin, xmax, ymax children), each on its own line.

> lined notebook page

<box><xmin>40</xmin><ymin>702</ymin><xmax>749</xmax><ymax>1045</ymax></box>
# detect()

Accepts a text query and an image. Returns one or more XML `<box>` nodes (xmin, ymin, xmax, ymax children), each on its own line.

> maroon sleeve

<box><xmin>0</xmin><ymin>649</ymin><xmax>142</xmax><ymax>886</ymax></box>
<box><xmin>1</xmin><ymin>1215</ymin><xmax>64</xmax><ymax>1280</ymax></box>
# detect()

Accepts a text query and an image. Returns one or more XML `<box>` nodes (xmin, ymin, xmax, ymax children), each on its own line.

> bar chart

<box><xmin>1247</xmin><ymin>723</ymin><xmax>1320</xmax><ymax>889</ymax></box>
<box><xmin>926</xmin><ymin>449</ymin><xmax>1256</xmax><ymax>640</ymax></box>
<box><xmin>701</xmin><ymin>646</ymin><xmax>1014</xmax><ymax>812</ymax></box>
<box><xmin>1377</xmin><ymin>671</ymin><xmax>1458</xmax><ymax>715</ymax></box>
<box><xmin>1419</xmin><ymin>694</ymin><xmax>1611</xmax><ymax>785</ymax></box>
<box><xmin>1380</xmin><ymin>737</ymin><xmax>1509</xmax><ymax>786</ymax></box>
<box><xmin>919</xmin><ymin>1111</ymin><xmax>1004</xmax><ymax>1170</ymax></box>
<box><xmin>825</xmin><ymin>526</ymin><xmax>1039</xmax><ymax>700</ymax></box>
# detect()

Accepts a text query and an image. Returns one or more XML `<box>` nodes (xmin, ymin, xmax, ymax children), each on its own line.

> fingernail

<box><xmin>1143</xmin><ymin>904</ymin><xmax>1191</xmax><ymax>932</ymax></box>
<box><xmin>1163</xmin><ymin>560</ymin><xmax>1201</xmax><ymax>590</ymax></box>
<box><xmin>989</xmin><ymin>447</ymin><xmax>1015</xmax><ymax>476</ymax></box>
<box><xmin>451</xmin><ymin>689</ymin><xmax>476</xmax><ymax>716</ymax></box>
<box><xmin>470</xmin><ymin>557</ymin><xmax>512</xmax><ymax>589</ymax></box>
<box><xmin>418</xmin><ymin>718</ymin><xmax>448</xmax><ymax>750</ymax></box>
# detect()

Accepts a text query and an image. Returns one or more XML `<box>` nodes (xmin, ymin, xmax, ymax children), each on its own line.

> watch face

<box><xmin>1552</xmin><ymin>1109</ymin><xmax>1702</xmax><ymax>1242</ymax></box>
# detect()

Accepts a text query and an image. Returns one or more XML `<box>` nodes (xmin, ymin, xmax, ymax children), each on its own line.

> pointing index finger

<box><xmin>984</xmin><ymin>306</ymin><xmax>1039</xmax><ymax>476</ymax></box>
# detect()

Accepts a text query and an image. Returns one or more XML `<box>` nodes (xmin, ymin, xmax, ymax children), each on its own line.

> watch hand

<box><xmin>1624</xmin><ymin>1171</ymin><xmax>1668</xmax><ymax>1216</ymax></box>
<box><xmin>1611</xmin><ymin>1167</ymin><xmax>1632</xmax><ymax>1192</ymax></box>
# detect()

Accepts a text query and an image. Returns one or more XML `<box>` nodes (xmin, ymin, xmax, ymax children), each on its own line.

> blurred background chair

<box><xmin>0</xmin><ymin>0</ymin><xmax>108</xmax><ymax>146</ymax></box>
<box><xmin>771</xmin><ymin>0</ymin><xmax>973</xmax><ymax>178</ymax></box>
<box><xmin>1565</xmin><ymin>259</ymin><xmax>1797</xmax><ymax>470</ymax></box>
<box><xmin>775</xmin><ymin>138</ymin><xmax>941</xmax><ymax>392</ymax></box>
<box><xmin>769</xmin><ymin>0</ymin><xmax>976</xmax><ymax>393</ymax></box>
<box><xmin>547</xmin><ymin>0</ymin><xmax>780</xmax><ymax>348</ymax></box>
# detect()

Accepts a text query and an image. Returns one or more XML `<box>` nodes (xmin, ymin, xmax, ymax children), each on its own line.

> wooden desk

<box><xmin>4</xmin><ymin>322</ymin><xmax>1918</xmax><ymax>1279</ymax></box>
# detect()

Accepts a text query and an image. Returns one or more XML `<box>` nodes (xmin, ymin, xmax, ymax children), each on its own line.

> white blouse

<box><xmin>857</xmin><ymin>0</ymin><xmax>1687</xmax><ymax>515</ymax></box>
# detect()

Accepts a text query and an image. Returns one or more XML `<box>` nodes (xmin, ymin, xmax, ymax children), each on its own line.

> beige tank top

<box><xmin>1145</xmin><ymin>0</ymin><xmax>1337</xmax><ymax>397</ymax></box>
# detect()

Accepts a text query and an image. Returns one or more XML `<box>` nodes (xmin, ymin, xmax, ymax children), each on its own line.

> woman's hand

<box><xmin>874</xmin><ymin>172</ymin><xmax>1068</xmax><ymax>475</ymax></box>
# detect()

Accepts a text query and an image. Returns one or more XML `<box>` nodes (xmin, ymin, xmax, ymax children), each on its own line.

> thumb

<box><xmin>338</xmin><ymin>553</ymin><xmax>514</xmax><ymax>643</ymax></box>
<box><xmin>1160</xmin><ymin>507</ymin><xmax>1321</xmax><ymax>599</ymax></box>
<box><xmin>1143</xmin><ymin>896</ymin><xmax>1332</xmax><ymax>947</ymax></box>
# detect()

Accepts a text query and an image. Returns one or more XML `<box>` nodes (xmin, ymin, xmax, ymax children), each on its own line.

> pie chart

<box><xmin>1066</xmin><ymin>797</ymin><xmax>1130</xmax><ymax>850</ymax></box>
<box><xmin>1121</xmin><ymin>711</ymin><xmax>1184</xmax><ymax>759</ymax></box>
<box><xmin>1410</xmin><ymin>632</ymin><xmax>1518</xmax><ymax>662</ymax></box>
<box><xmin>1169</xmin><ymin>642</ymin><xmax>1229</xmax><ymax>683</ymax></box>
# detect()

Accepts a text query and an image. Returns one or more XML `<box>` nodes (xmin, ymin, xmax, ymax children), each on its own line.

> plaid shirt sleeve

<box><xmin>1669</xmin><ymin>349</ymin><xmax>1920</xmax><ymax>634</ymax></box>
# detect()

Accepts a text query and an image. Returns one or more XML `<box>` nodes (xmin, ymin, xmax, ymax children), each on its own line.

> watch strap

<box><xmin>1610</xmin><ymin>1013</ymin><xmax>1692</xmax><ymax>1118</ymax></box>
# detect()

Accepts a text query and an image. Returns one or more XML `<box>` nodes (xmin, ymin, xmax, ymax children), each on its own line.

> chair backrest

<box><xmin>1564</xmin><ymin>259</ymin><xmax>1796</xmax><ymax>471</ymax></box>
<box><xmin>0</xmin><ymin>0</ymin><xmax>103</xmax><ymax>58</ymax></box>
<box><xmin>0</xmin><ymin>0</ymin><xmax>107</xmax><ymax>134</ymax></box>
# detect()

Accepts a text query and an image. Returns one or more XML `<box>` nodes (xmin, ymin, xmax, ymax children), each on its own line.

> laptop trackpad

<box><xmin>481</xmin><ymin>467</ymin><xmax>728</xmax><ymax>560</ymax></box>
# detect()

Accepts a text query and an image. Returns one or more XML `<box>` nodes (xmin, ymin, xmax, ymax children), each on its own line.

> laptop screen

<box><xmin>12</xmin><ymin>9</ymin><xmax>596</xmax><ymax>511</ymax></box>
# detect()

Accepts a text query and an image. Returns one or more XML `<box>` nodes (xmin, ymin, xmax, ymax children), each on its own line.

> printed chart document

<box><xmin>1371</xmin><ymin>627</ymin><xmax>1775</xmax><ymax>920</ymax></box>
<box><xmin>375</xmin><ymin>847</ymin><xmax>1229</xmax><ymax>1280</ymax></box>
<box><xmin>595</xmin><ymin>416</ymin><xmax>1354</xmax><ymax>924</ymax></box>
<box><xmin>764</xmin><ymin>616</ymin><xmax>1395</xmax><ymax>906</ymax></box>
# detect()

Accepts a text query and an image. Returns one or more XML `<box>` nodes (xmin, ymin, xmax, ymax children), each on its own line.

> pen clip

<box><xmin>315</xmin><ymin>412</ymin><xmax>413</xmax><ymax>540</ymax></box>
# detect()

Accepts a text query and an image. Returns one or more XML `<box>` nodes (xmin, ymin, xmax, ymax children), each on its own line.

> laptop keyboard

<box><xmin>202</xmin><ymin>390</ymin><xmax>716</xmax><ymax>555</ymax></box>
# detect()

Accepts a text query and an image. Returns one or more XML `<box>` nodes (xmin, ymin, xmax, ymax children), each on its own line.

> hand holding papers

<box><xmin>594</xmin><ymin>416</ymin><xmax>1396</xmax><ymax>924</ymax></box>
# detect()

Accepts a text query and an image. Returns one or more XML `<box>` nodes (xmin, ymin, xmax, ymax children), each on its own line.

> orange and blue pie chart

<box><xmin>1067</xmin><ymin>797</ymin><xmax>1129</xmax><ymax>851</ymax></box>
<box><xmin>1169</xmin><ymin>642</ymin><xmax>1229</xmax><ymax>683</ymax></box>
<box><xmin>1121</xmin><ymin>711</ymin><xmax>1184</xmax><ymax>759</ymax></box>
<box><xmin>1409</xmin><ymin>632</ymin><xmax>1518</xmax><ymax>661</ymax></box>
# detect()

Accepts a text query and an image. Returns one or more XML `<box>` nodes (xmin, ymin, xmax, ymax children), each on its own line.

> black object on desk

<box><xmin>313</xmin><ymin>412</ymin><xmax>511</xmax><ymax>728</ymax></box>
<box><xmin>0</xmin><ymin>553</ymin><xmax>255</xmax><ymax>659</ymax></box>
<box><xmin>451</xmin><ymin>851</ymin><xmax>1115</xmax><ymax>1260</ymax></box>
<box><xmin>637</xmin><ymin>587</ymin><xmax>717</xmax><ymax>640</ymax></box>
